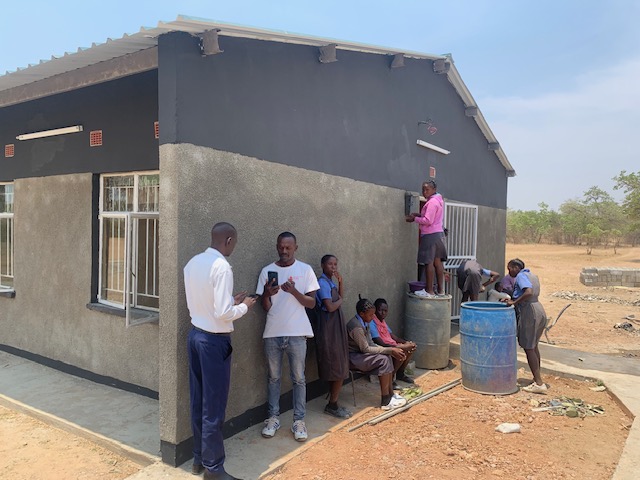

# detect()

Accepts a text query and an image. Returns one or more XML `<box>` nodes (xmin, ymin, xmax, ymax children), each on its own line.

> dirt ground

<box><xmin>0</xmin><ymin>243</ymin><xmax>637</xmax><ymax>479</ymax></box>
<box><xmin>0</xmin><ymin>404</ymin><xmax>140</xmax><ymax>479</ymax></box>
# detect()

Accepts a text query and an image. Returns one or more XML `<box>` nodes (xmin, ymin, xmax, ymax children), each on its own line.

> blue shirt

<box><xmin>315</xmin><ymin>273</ymin><xmax>336</xmax><ymax>312</ymax></box>
<box><xmin>513</xmin><ymin>269</ymin><xmax>533</xmax><ymax>299</ymax></box>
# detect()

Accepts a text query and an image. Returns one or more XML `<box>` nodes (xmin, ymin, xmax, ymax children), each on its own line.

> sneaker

<box><xmin>414</xmin><ymin>289</ymin><xmax>435</xmax><ymax>298</ymax></box>
<box><xmin>324</xmin><ymin>404</ymin><xmax>353</xmax><ymax>418</ymax></box>
<box><xmin>261</xmin><ymin>416</ymin><xmax>280</xmax><ymax>438</ymax></box>
<box><xmin>522</xmin><ymin>382</ymin><xmax>548</xmax><ymax>394</ymax></box>
<box><xmin>291</xmin><ymin>420</ymin><xmax>308</xmax><ymax>442</ymax></box>
<box><xmin>396</xmin><ymin>374</ymin><xmax>415</xmax><ymax>384</ymax></box>
<box><xmin>381</xmin><ymin>394</ymin><xmax>407</xmax><ymax>411</ymax></box>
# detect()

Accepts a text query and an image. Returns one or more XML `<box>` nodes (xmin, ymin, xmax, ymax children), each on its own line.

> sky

<box><xmin>1</xmin><ymin>0</ymin><xmax>638</xmax><ymax>211</ymax></box>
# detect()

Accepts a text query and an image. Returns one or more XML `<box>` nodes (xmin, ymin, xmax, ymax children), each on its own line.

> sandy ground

<box><xmin>0</xmin><ymin>404</ymin><xmax>140</xmax><ymax>479</ymax></box>
<box><xmin>0</xmin><ymin>243</ymin><xmax>637</xmax><ymax>479</ymax></box>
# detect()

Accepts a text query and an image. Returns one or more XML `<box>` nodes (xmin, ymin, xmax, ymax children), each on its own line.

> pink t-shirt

<box><xmin>415</xmin><ymin>193</ymin><xmax>444</xmax><ymax>235</ymax></box>
<box><xmin>372</xmin><ymin>315</ymin><xmax>398</xmax><ymax>346</ymax></box>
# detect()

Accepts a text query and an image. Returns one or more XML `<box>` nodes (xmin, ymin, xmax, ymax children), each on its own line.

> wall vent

<box><xmin>90</xmin><ymin>130</ymin><xmax>103</xmax><ymax>147</ymax></box>
<box><xmin>154</xmin><ymin>121</ymin><xmax>159</xmax><ymax>139</ymax></box>
<box><xmin>4</xmin><ymin>144</ymin><xmax>14</xmax><ymax>157</ymax></box>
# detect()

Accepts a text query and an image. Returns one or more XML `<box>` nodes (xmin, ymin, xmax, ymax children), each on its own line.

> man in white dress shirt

<box><xmin>184</xmin><ymin>222</ymin><xmax>256</xmax><ymax>480</ymax></box>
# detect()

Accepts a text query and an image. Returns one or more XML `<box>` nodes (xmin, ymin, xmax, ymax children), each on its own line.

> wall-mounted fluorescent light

<box><xmin>16</xmin><ymin>125</ymin><xmax>83</xmax><ymax>141</ymax></box>
<box><xmin>417</xmin><ymin>139</ymin><xmax>450</xmax><ymax>155</ymax></box>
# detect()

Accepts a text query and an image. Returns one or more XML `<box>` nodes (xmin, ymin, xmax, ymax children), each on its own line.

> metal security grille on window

<box><xmin>0</xmin><ymin>183</ymin><xmax>14</xmax><ymax>290</ymax></box>
<box><xmin>99</xmin><ymin>173</ymin><xmax>159</xmax><ymax>314</ymax></box>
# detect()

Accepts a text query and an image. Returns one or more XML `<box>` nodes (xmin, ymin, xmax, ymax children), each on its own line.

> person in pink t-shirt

<box><xmin>405</xmin><ymin>180</ymin><xmax>448</xmax><ymax>297</ymax></box>
<box><xmin>370</xmin><ymin>298</ymin><xmax>417</xmax><ymax>384</ymax></box>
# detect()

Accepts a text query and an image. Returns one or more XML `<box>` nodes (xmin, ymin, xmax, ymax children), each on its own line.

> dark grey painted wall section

<box><xmin>158</xmin><ymin>31</ymin><xmax>508</xmax><ymax>209</ymax></box>
<box><xmin>0</xmin><ymin>71</ymin><xmax>159</xmax><ymax>181</ymax></box>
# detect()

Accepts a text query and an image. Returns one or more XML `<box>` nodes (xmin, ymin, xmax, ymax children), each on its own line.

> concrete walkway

<box><xmin>1</xmin><ymin>332</ymin><xmax>638</xmax><ymax>480</ymax></box>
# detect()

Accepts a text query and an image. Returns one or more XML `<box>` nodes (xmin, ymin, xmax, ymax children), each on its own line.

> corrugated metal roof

<box><xmin>0</xmin><ymin>15</ymin><xmax>514</xmax><ymax>175</ymax></box>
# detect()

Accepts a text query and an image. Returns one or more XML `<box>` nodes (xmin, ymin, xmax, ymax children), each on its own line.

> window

<box><xmin>98</xmin><ymin>172</ymin><xmax>159</xmax><ymax>311</ymax></box>
<box><xmin>0</xmin><ymin>183</ymin><xmax>14</xmax><ymax>290</ymax></box>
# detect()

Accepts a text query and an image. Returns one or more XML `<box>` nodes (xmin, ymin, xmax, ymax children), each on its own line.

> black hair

<box><xmin>374</xmin><ymin>298</ymin><xmax>388</xmax><ymax>309</ymax></box>
<box><xmin>321</xmin><ymin>254</ymin><xmax>337</xmax><ymax>265</ymax></box>
<box><xmin>356</xmin><ymin>295</ymin><xmax>374</xmax><ymax>314</ymax></box>
<box><xmin>422</xmin><ymin>180</ymin><xmax>437</xmax><ymax>189</ymax></box>
<box><xmin>277</xmin><ymin>231</ymin><xmax>297</xmax><ymax>243</ymax></box>
<box><xmin>508</xmin><ymin>258</ymin><xmax>525</xmax><ymax>270</ymax></box>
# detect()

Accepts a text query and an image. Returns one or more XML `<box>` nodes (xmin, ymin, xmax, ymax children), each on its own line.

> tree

<box><xmin>614</xmin><ymin>170</ymin><xmax>640</xmax><ymax>240</ymax></box>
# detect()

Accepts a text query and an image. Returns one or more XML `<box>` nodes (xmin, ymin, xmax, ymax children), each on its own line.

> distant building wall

<box><xmin>580</xmin><ymin>267</ymin><xmax>640</xmax><ymax>287</ymax></box>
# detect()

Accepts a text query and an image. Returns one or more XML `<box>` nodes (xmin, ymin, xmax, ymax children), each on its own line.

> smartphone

<box><xmin>267</xmin><ymin>271</ymin><xmax>278</xmax><ymax>286</ymax></box>
<box><xmin>248</xmin><ymin>293</ymin><xmax>260</xmax><ymax>299</ymax></box>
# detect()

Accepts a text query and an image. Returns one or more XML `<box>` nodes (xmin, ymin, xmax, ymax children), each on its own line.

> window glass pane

<box><xmin>135</xmin><ymin>217</ymin><xmax>159</xmax><ymax>309</ymax></box>
<box><xmin>0</xmin><ymin>184</ymin><xmax>13</xmax><ymax>213</ymax></box>
<box><xmin>138</xmin><ymin>174</ymin><xmax>159</xmax><ymax>213</ymax></box>
<box><xmin>101</xmin><ymin>217</ymin><xmax>126</xmax><ymax>304</ymax></box>
<box><xmin>0</xmin><ymin>217</ymin><xmax>13</xmax><ymax>289</ymax></box>
<box><xmin>103</xmin><ymin>176</ymin><xmax>134</xmax><ymax>212</ymax></box>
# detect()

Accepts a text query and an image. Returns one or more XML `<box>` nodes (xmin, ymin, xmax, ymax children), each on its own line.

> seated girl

<box><xmin>370</xmin><ymin>298</ymin><xmax>417</xmax><ymax>384</ymax></box>
<box><xmin>346</xmin><ymin>298</ymin><xmax>407</xmax><ymax>410</ymax></box>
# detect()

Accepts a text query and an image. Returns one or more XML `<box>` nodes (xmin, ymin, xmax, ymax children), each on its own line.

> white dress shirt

<box><xmin>184</xmin><ymin>247</ymin><xmax>248</xmax><ymax>333</ymax></box>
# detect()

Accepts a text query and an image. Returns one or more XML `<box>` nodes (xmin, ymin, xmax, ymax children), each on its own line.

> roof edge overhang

<box><xmin>0</xmin><ymin>15</ymin><xmax>515</xmax><ymax>176</ymax></box>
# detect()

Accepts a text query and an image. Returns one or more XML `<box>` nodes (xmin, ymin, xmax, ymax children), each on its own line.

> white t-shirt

<box><xmin>256</xmin><ymin>260</ymin><xmax>320</xmax><ymax>338</ymax></box>
<box><xmin>487</xmin><ymin>289</ymin><xmax>511</xmax><ymax>302</ymax></box>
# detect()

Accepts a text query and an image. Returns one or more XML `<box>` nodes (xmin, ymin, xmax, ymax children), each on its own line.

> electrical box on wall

<box><xmin>405</xmin><ymin>191</ymin><xmax>420</xmax><ymax>216</ymax></box>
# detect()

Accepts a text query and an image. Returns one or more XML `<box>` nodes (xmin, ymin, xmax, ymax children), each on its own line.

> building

<box><xmin>0</xmin><ymin>16</ymin><xmax>515</xmax><ymax>465</ymax></box>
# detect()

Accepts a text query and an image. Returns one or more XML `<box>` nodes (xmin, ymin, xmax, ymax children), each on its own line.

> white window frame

<box><xmin>0</xmin><ymin>182</ymin><xmax>14</xmax><ymax>291</ymax></box>
<box><xmin>98</xmin><ymin>172</ymin><xmax>159</xmax><ymax>325</ymax></box>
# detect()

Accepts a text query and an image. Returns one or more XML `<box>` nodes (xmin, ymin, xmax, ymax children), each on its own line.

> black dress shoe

<box><xmin>204</xmin><ymin>469</ymin><xmax>242</xmax><ymax>480</ymax></box>
<box><xmin>192</xmin><ymin>463</ymin><xmax>204</xmax><ymax>475</ymax></box>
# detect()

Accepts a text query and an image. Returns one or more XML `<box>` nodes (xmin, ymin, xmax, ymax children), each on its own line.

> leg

<box><xmin>461</xmin><ymin>291</ymin><xmax>470</xmax><ymax>303</ymax></box>
<box><xmin>187</xmin><ymin>329</ymin><xmax>204</xmax><ymax>467</ymax></box>
<box><xmin>328</xmin><ymin>380</ymin><xmax>343</xmax><ymax>405</ymax></box>
<box><xmin>417</xmin><ymin>263</ymin><xmax>425</xmax><ymax>283</ymax></box>
<box><xmin>524</xmin><ymin>348</ymin><xmax>543</xmax><ymax>385</ymax></box>
<box><xmin>264</xmin><ymin>337</ymin><xmax>284</xmax><ymax>418</ymax></box>
<box><xmin>191</xmin><ymin>330</ymin><xmax>232</xmax><ymax>474</ymax></box>
<box><xmin>434</xmin><ymin>257</ymin><xmax>445</xmax><ymax>294</ymax></box>
<box><xmin>379</xmin><ymin>372</ymin><xmax>394</xmax><ymax>397</ymax></box>
<box><xmin>426</xmin><ymin>262</ymin><xmax>436</xmax><ymax>294</ymax></box>
<box><xmin>286</xmin><ymin>336</ymin><xmax>308</xmax><ymax>421</ymax></box>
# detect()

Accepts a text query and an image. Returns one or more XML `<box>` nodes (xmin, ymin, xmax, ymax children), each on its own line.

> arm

<box><xmin>482</xmin><ymin>270</ymin><xmax>501</xmax><ymax>288</ymax></box>
<box><xmin>322</xmin><ymin>297</ymin><xmax>343</xmax><ymax>313</ymax></box>
<box><xmin>281</xmin><ymin>278</ymin><xmax>317</xmax><ymax>309</ymax></box>
<box><xmin>504</xmin><ymin>287</ymin><xmax>533</xmax><ymax>306</ymax></box>
<box><xmin>212</xmin><ymin>268</ymin><xmax>248</xmax><ymax>323</ymax></box>
<box><xmin>259</xmin><ymin>278</ymin><xmax>279</xmax><ymax>312</ymax></box>
<box><xmin>318</xmin><ymin>277</ymin><xmax>342</xmax><ymax>313</ymax></box>
<box><xmin>413</xmin><ymin>200</ymin><xmax>437</xmax><ymax>227</ymax></box>
<box><xmin>351</xmin><ymin>327</ymin><xmax>393</xmax><ymax>355</ymax></box>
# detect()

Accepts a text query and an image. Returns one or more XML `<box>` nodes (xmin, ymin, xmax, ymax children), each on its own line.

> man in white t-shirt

<box><xmin>256</xmin><ymin>232</ymin><xmax>319</xmax><ymax>442</ymax></box>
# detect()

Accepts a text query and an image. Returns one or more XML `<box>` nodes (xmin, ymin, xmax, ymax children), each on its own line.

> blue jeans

<box><xmin>188</xmin><ymin>328</ymin><xmax>232</xmax><ymax>473</ymax></box>
<box><xmin>264</xmin><ymin>336</ymin><xmax>307</xmax><ymax>421</ymax></box>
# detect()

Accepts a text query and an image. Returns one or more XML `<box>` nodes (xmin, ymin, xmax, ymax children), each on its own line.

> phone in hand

<box><xmin>267</xmin><ymin>271</ymin><xmax>278</xmax><ymax>286</ymax></box>
<box><xmin>248</xmin><ymin>293</ymin><xmax>260</xmax><ymax>299</ymax></box>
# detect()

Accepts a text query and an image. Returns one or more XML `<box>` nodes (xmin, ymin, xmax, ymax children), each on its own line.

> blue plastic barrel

<box><xmin>459</xmin><ymin>301</ymin><xmax>517</xmax><ymax>395</ymax></box>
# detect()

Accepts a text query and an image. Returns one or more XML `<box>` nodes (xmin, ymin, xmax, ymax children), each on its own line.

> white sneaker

<box><xmin>381</xmin><ymin>395</ymin><xmax>407</xmax><ymax>410</ymax></box>
<box><xmin>522</xmin><ymin>382</ymin><xmax>548</xmax><ymax>394</ymax></box>
<box><xmin>291</xmin><ymin>420</ymin><xmax>308</xmax><ymax>442</ymax></box>
<box><xmin>261</xmin><ymin>416</ymin><xmax>280</xmax><ymax>438</ymax></box>
<box><xmin>413</xmin><ymin>289</ymin><xmax>434</xmax><ymax>298</ymax></box>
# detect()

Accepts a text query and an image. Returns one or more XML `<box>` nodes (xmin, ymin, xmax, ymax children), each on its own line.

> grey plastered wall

<box><xmin>475</xmin><ymin>205</ymin><xmax>508</xmax><ymax>276</ymax></box>
<box><xmin>158</xmin><ymin>143</ymin><xmax>417</xmax><ymax>447</ymax></box>
<box><xmin>0</xmin><ymin>173</ymin><xmax>158</xmax><ymax>390</ymax></box>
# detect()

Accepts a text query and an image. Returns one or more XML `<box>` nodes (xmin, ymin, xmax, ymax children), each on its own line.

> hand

<box><xmin>390</xmin><ymin>347</ymin><xmax>406</xmax><ymax>361</ymax></box>
<box><xmin>263</xmin><ymin>278</ymin><xmax>280</xmax><ymax>297</ymax></box>
<box><xmin>333</xmin><ymin>271</ymin><xmax>343</xmax><ymax>284</ymax></box>
<box><xmin>233</xmin><ymin>291</ymin><xmax>247</xmax><ymax>305</ymax></box>
<box><xmin>281</xmin><ymin>276</ymin><xmax>297</xmax><ymax>294</ymax></box>
<box><xmin>480</xmin><ymin>285</ymin><xmax>486</xmax><ymax>293</ymax></box>
<box><xmin>501</xmin><ymin>298</ymin><xmax>514</xmax><ymax>306</ymax></box>
<box><xmin>405</xmin><ymin>215</ymin><xmax>415</xmax><ymax>223</ymax></box>
<box><xmin>242</xmin><ymin>296</ymin><xmax>257</xmax><ymax>308</ymax></box>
